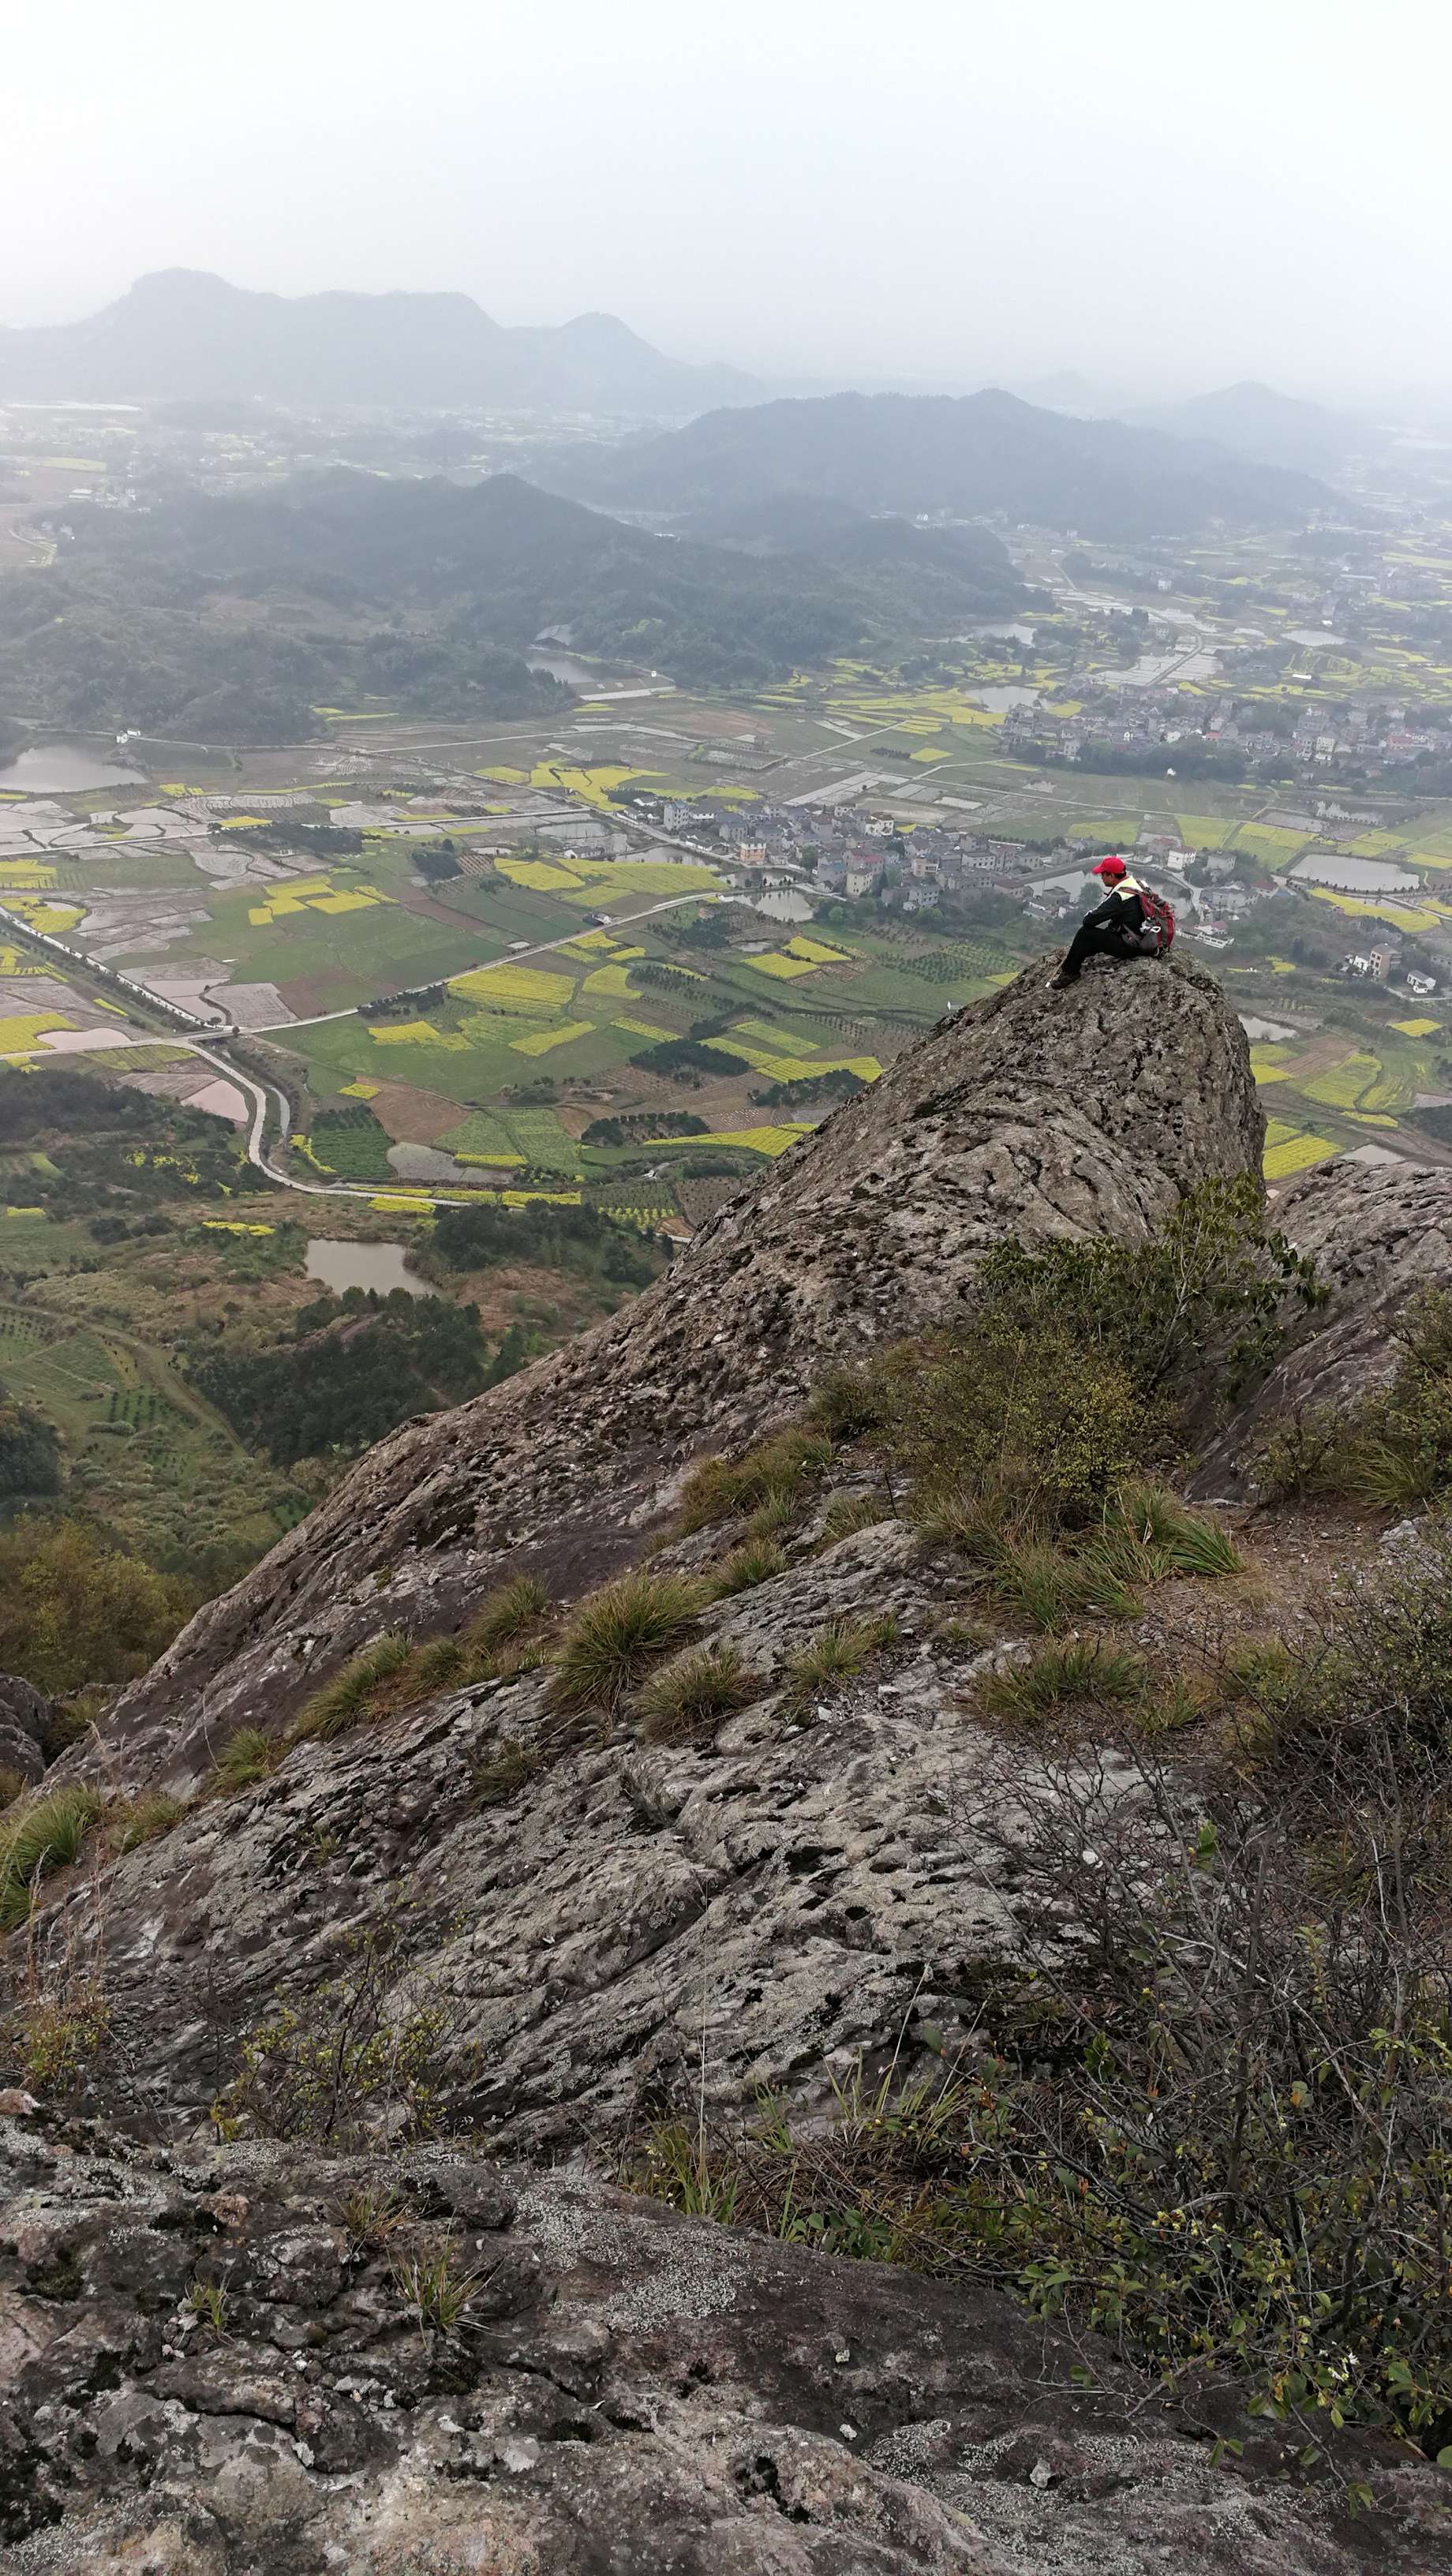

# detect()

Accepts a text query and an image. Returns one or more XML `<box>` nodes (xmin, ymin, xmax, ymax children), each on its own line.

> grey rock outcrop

<box><xmin>0</xmin><ymin>1676</ymin><xmax>50</xmax><ymax>1792</ymax></box>
<box><xmin>2</xmin><ymin>2108</ymin><xmax>1445</xmax><ymax>2575</ymax></box>
<box><xmin>1191</xmin><ymin>1157</ymin><xmax>1452</xmax><ymax>1498</ymax></box>
<box><xmin>93</xmin><ymin>954</ymin><xmax>1263</xmax><ymax>1785</ymax></box>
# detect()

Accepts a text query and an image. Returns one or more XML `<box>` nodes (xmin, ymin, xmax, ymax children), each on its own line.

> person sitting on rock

<box><xmin>1047</xmin><ymin>856</ymin><xmax>1163</xmax><ymax>989</ymax></box>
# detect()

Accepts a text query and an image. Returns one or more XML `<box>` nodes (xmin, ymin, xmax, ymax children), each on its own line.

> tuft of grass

<box><xmin>815</xmin><ymin>1490</ymin><xmax>891</xmax><ymax>1550</ymax></box>
<box><xmin>1111</xmin><ymin>1482</ymin><xmax>1242</xmax><ymax>1578</ymax></box>
<box><xmin>391</xmin><ymin>2237</ymin><xmax>485</xmax><ymax>2334</ymax></box>
<box><xmin>290</xmin><ymin>1633</ymin><xmax>413</xmax><ymax>1744</ymax></box>
<box><xmin>462</xmin><ymin>1573</ymin><xmax>550</xmax><ymax>1657</ymax></box>
<box><xmin>637</xmin><ymin>1643</ymin><xmax>760</xmax><ymax>1746</ymax></box>
<box><xmin>211</xmin><ymin>1726</ymin><xmax>283</xmax><ymax>1792</ymax></box>
<box><xmin>780</xmin><ymin>1613</ymin><xmax>897</xmax><ymax>1717</ymax></box>
<box><xmin>470</xmin><ymin>1739</ymin><xmax>540</xmax><ymax>1807</ymax></box>
<box><xmin>106</xmin><ymin>1791</ymin><xmax>185</xmax><ymax>1854</ymax></box>
<box><xmin>0</xmin><ymin>1785</ymin><xmax>104</xmax><ymax>1930</ymax></box>
<box><xmin>549</xmin><ymin>1571</ymin><xmax>703</xmax><ymax>1714</ymax></box>
<box><xmin>741</xmin><ymin>1489</ymin><xmax>797</xmax><ymax>1541</ymax></box>
<box><xmin>185</xmin><ymin>2277</ymin><xmax>229</xmax><ymax>2334</ymax></box>
<box><xmin>338</xmin><ymin>2181</ymin><xmax>409</xmax><ymax>2246</ymax></box>
<box><xmin>709</xmin><ymin>1538</ymin><xmax>788</xmax><ymax>1598</ymax></box>
<box><xmin>979</xmin><ymin>1635</ymin><xmax>1147</xmax><ymax>1724</ymax></box>
<box><xmin>677</xmin><ymin>1428</ymin><xmax>833</xmax><ymax>1535</ymax></box>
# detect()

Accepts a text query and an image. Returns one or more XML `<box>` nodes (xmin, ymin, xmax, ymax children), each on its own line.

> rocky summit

<box><xmin>9</xmin><ymin>951</ymin><xmax>1452</xmax><ymax>2572</ymax></box>
<box><xmin>96</xmin><ymin>953</ymin><xmax>1264</xmax><ymax>1780</ymax></box>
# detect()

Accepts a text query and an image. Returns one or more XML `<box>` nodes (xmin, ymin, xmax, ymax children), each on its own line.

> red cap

<box><xmin>1092</xmin><ymin>855</ymin><xmax>1127</xmax><ymax>879</ymax></box>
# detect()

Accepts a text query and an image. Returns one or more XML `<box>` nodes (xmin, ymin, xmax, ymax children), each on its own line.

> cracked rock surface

<box><xmin>82</xmin><ymin>953</ymin><xmax>1263</xmax><ymax>1787</ymax></box>
<box><xmin>1</xmin><ymin>2110</ymin><xmax>1446</xmax><ymax>2575</ymax></box>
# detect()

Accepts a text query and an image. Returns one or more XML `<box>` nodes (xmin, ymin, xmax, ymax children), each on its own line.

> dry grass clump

<box><xmin>105</xmin><ymin>1791</ymin><xmax>186</xmax><ymax>1853</ymax></box>
<box><xmin>637</xmin><ymin>1643</ymin><xmax>759</xmax><ymax>1746</ymax></box>
<box><xmin>548</xmin><ymin>1571</ymin><xmax>703</xmax><ymax>1715</ymax></box>
<box><xmin>0</xmin><ymin>1785</ymin><xmax>104</xmax><ymax>1930</ymax></box>
<box><xmin>708</xmin><ymin>1538</ymin><xmax>788</xmax><ymax>1598</ymax></box>
<box><xmin>780</xmin><ymin>1613</ymin><xmax>897</xmax><ymax>1717</ymax></box>
<box><xmin>676</xmin><ymin>1428</ymin><xmax>833</xmax><ymax>1537</ymax></box>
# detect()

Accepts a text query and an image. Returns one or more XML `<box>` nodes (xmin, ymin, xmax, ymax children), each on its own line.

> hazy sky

<box><xmin>5</xmin><ymin>0</ymin><xmax>1450</xmax><ymax>399</ymax></box>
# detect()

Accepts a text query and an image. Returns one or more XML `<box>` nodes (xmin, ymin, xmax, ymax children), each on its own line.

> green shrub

<box><xmin>780</xmin><ymin>1614</ymin><xmax>897</xmax><ymax>1714</ymax></box>
<box><xmin>550</xmin><ymin>1571</ymin><xmax>703</xmax><ymax>1713</ymax></box>
<box><xmin>211</xmin><ymin>1725</ymin><xmax>282</xmax><ymax>1792</ymax></box>
<box><xmin>979</xmin><ymin>1635</ymin><xmax>1147</xmax><ymax>1723</ymax></box>
<box><xmin>709</xmin><ymin>1538</ymin><xmax>788</xmax><ymax>1598</ymax></box>
<box><xmin>0</xmin><ymin>1785</ymin><xmax>104</xmax><ymax>1929</ymax></box>
<box><xmin>676</xmin><ymin>1429</ymin><xmax>833</xmax><ymax>1535</ymax></box>
<box><xmin>638</xmin><ymin>1643</ymin><xmax>759</xmax><ymax>1745</ymax></box>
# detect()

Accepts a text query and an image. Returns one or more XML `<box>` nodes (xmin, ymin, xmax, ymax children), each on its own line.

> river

<box><xmin>305</xmin><ymin>1240</ymin><xmax>437</xmax><ymax>1298</ymax></box>
<box><xmin>0</xmin><ymin>739</ymin><xmax>147</xmax><ymax>792</ymax></box>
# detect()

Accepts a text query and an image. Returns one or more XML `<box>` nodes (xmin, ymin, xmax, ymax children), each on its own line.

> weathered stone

<box><xmin>80</xmin><ymin>954</ymin><xmax>1263</xmax><ymax>1787</ymax></box>
<box><xmin>0</xmin><ymin>2114</ymin><xmax>1444</xmax><ymax>2575</ymax></box>
<box><xmin>1192</xmin><ymin>1157</ymin><xmax>1452</xmax><ymax>1497</ymax></box>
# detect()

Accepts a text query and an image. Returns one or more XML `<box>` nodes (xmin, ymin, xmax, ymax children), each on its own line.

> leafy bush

<box><xmin>637</xmin><ymin>1642</ymin><xmax>758</xmax><ymax>1745</ymax></box>
<box><xmin>0</xmin><ymin>1519</ymin><xmax>195</xmax><ymax>1694</ymax></box>
<box><xmin>211</xmin><ymin>1920</ymin><xmax>462</xmax><ymax>2146</ymax></box>
<box><xmin>549</xmin><ymin>1571</ymin><xmax>702</xmax><ymax>1714</ymax></box>
<box><xmin>0</xmin><ymin>1785</ymin><xmax>103</xmax><ymax>1929</ymax></box>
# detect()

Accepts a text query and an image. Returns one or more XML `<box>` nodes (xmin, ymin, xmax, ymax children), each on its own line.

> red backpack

<box><xmin>1136</xmin><ymin>887</ymin><xmax>1176</xmax><ymax>954</ymax></box>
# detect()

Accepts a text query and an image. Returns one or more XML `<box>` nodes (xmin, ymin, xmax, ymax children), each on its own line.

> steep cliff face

<box><xmin>13</xmin><ymin>962</ymin><xmax>1452</xmax><ymax>2573</ymax></box>
<box><xmin>99</xmin><ymin>954</ymin><xmax>1263</xmax><ymax>1784</ymax></box>
<box><xmin>24</xmin><ymin>955</ymin><xmax>1265</xmax><ymax>2153</ymax></box>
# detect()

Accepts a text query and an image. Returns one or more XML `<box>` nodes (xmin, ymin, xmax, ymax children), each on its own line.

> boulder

<box><xmin>1191</xmin><ymin>1157</ymin><xmax>1452</xmax><ymax>1498</ymax></box>
<box><xmin>0</xmin><ymin>1673</ymin><xmax>51</xmax><ymax>1791</ymax></box>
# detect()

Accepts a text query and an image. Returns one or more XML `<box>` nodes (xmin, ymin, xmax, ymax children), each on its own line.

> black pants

<box><xmin>1059</xmin><ymin>923</ymin><xmax>1142</xmax><ymax>982</ymax></box>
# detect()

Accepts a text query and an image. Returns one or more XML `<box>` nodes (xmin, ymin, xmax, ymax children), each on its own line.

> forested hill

<box><xmin>0</xmin><ymin>269</ymin><xmax>758</xmax><ymax>417</ymax></box>
<box><xmin>0</xmin><ymin>469</ymin><xmax>1030</xmax><ymax>738</ymax></box>
<box><xmin>553</xmin><ymin>386</ymin><xmax>1335</xmax><ymax>539</ymax></box>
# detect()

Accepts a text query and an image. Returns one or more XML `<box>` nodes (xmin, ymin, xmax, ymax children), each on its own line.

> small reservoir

<box><xmin>305</xmin><ymin>1239</ymin><xmax>436</xmax><ymax>1299</ymax></box>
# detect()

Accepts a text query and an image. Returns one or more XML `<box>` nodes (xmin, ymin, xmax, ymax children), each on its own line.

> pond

<box><xmin>0</xmin><ymin>739</ymin><xmax>147</xmax><ymax>792</ymax></box>
<box><xmin>305</xmin><ymin>1239</ymin><xmax>437</xmax><ymax>1299</ymax></box>
<box><xmin>1289</xmin><ymin>855</ymin><xmax>1420</xmax><ymax>893</ymax></box>
<box><xmin>527</xmin><ymin>649</ymin><xmax>612</xmax><ymax>688</ymax></box>
<box><xmin>968</xmin><ymin>685</ymin><xmax>1042</xmax><ymax>713</ymax></box>
<box><xmin>1239</xmin><ymin>1015</ymin><xmax>1297</xmax><ymax>1043</ymax></box>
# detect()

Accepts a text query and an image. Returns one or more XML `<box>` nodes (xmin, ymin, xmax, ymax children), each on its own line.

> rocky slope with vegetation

<box><xmin>6</xmin><ymin>952</ymin><xmax>1452</xmax><ymax>2570</ymax></box>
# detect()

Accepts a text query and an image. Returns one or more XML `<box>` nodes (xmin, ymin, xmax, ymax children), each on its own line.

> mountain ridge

<box><xmin>0</xmin><ymin>268</ymin><xmax>761</xmax><ymax>417</ymax></box>
<box><xmin>551</xmin><ymin>384</ymin><xmax>1336</xmax><ymax>539</ymax></box>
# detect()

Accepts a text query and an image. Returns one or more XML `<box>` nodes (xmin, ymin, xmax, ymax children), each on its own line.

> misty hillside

<box><xmin>1</xmin><ymin>466</ymin><xmax>1028</xmax><ymax>737</ymax></box>
<box><xmin>0</xmin><ymin>269</ymin><xmax>759</xmax><ymax>418</ymax></box>
<box><xmin>554</xmin><ymin>387</ymin><xmax>1334</xmax><ymax>538</ymax></box>
<box><xmin>1132</xmin><ymin>380</ymin><xmax>1364</xmax><ymax>475</ymax></box>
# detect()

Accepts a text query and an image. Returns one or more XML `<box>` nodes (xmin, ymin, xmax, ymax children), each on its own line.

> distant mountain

<box><xmin>551</xmin><ymin>388</ymin><xmax>1332</xmax><ymax>540</ymax></box>
<box><xmin>0</xmin><ymin>271</ymin><xmax>759</xmax><ymax>419</ymax></box>
<box><xmin>1132</xmin><ymin>381</ymin><xmax>1364</xmax><ymax>476</ymax></box>
<box><xmin>684</xmin><ymin>489</ymin><xmax>1021</xmax><ymax>589</ymax></box>
<box><xmin>2</xmin><ymin>468</ymin><xmax>1030</xmax><ymax>739</ymax></box>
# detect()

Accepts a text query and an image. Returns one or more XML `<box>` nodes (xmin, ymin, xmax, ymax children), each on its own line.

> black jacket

<box><xmin>1082</xmin><ymin>883</ymin><xmax>1147</xmax><ymax>939</ymax></box>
